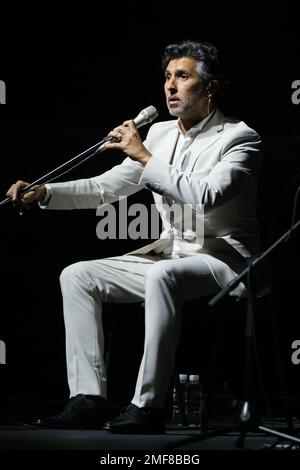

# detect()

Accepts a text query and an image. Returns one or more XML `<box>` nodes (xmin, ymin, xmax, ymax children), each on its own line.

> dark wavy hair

<box><xmin>161</xmin><ymin>40</ymin><xmax>224</xmax><ymax>84</ymax></box>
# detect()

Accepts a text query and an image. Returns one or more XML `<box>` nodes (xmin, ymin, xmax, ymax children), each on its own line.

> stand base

<box><xmin>166</xmin><ymin>407</ymin><xmax>300</xmax><ymax>451</ymax></box>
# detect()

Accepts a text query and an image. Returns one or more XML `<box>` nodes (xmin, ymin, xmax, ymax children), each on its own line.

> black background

<box><xmin>0</xmin><ymin>5</ymin><xmax>299</xmax><ymax>411</ymax></box>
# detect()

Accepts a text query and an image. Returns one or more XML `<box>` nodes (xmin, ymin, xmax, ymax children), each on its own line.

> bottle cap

<box><xmin>189</xmin><ymin>374</ymin><xmax>200</xmax><ymax>382</ymax></box>
<box><xmin>179</xmin><ymin>374</ymin><xmax>188</xmax><ymax>383</ymax></box>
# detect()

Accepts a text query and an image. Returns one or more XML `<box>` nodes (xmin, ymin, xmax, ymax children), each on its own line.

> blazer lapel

<box><xmin>152</xmin><ymin>109</ymin><xmax>224</xmax><ymax>168</ymax></box>
<box><xmin>158</xmin><ymin>127</ymin><xmax>179</xmax><ymax>164</ymax></box>
<box><xmin>189</xmin><ymin>109</ymin><xmax>225</xmax><ymax>171</ymax></box>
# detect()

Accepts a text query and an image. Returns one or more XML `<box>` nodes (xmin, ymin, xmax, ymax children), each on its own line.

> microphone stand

<box><xmin>0</xmin><ymin>136</ymin><xmax>111</xmax><ymax>207</ymax></box>
<box><xmin>1</xmin><ymin>105</ymin><xmax>158</xmax><ymax>208</ymax></box>
<box><xmin>168</xmin><ymin>216</ymin><xmax>300</xmax><ymax>451</ymax></box>
<box><xmin>207</xmin><ymin>218</ymin><xmax>300</xmax><ymax>449</ymax></box>
<box><xmin>208</xmin><ymin>222</ymin><xmax>300</xmax><ymax>309</ymax></box>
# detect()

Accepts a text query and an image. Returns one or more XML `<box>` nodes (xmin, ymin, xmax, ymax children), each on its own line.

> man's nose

<box><xmin>166</xmin><ymin>78</ymin><xmax>177</xmax><ymax>92</ymax></box>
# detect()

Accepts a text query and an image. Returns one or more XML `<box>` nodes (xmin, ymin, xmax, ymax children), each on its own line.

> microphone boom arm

<box><xmin>0</xmin><ymin>104</ymin><xmax>158</xmax><ymax>207</ymax></box>
<box><xmin>0</xmin><ymin>136</ymin><xmax>111</xmax><ymax>206</ymax></box>
<box><xmin>209</xmin><ymin>217</ymin><xmax>300</xmax><ymax>307</ymax></box>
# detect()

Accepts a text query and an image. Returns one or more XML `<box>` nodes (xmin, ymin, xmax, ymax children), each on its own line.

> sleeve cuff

<box><xmin>38</xmin><ymin>184</ymin><xmax>52</xmax><ymax>208</ymax></box>
<box><xmin>138</xmin><ymin>157</ymin><xmax>167</xmax><ymax>195</ymax></box>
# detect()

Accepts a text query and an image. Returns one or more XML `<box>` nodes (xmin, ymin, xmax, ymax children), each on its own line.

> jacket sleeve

<box><xmin>40</xmin><ymin>157</ymin><xmax>145</xmax><ymax>210</ymax></box>
<box><xmin>138</xmin><ymin>126</ymin><xmax>261</xmax><ymax>210</ymax></box>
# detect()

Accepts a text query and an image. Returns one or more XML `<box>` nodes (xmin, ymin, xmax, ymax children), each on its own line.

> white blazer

<box><xmin>43</xmin><ymin>108</ymin><xmax>262</xmax><ymax>273</ymax></box>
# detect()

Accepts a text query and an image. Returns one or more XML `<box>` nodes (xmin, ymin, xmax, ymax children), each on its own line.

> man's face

<box><xmin>164</xmin><ymin>57</ymin><xmax>207</xmax><ymax>119</ymax></box>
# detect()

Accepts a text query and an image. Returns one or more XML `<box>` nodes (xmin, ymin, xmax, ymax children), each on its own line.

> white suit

<box><xmin>42</xmin><ymin>108</ymin><xmax>262</xmax><ymax>406</ymax></box>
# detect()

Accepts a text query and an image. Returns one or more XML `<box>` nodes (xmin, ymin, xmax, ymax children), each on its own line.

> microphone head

<box><xmin>133</xmin><ymin>105</ymin><xmax>158</xmax><ymax>128</ymax></box>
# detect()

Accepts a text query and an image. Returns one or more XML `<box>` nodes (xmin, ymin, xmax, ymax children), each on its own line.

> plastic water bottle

<box><xmin>172</xmin><ymin>373</ymin><xmax>188</xmax><ymax>426</ymax></box>
<box><xmin>185</xmin><ymin>374</ymin><xmax>201</xmax><ymax>427</ymax></box>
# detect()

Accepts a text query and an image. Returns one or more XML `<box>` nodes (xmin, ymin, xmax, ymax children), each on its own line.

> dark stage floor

<box><xmin>0</xmin><ymin>422</ymin><xmax>299</xmax><ymax>451</ymax></box>
<box><xmin>0</xmin><ymin>397</ymin><xmax>300</xmax><ymax>460</ymax></box>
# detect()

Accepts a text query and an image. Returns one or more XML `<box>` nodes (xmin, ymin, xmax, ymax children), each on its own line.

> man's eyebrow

<box><xmin>165</xmin><ymin>68</ymin><xmax>190</xmax><ymax>75</ymax></box>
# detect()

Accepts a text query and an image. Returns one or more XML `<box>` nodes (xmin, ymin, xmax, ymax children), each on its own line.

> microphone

<box><xmin>99</xmin><ymin>105</ymin><xmax>158</xmax><ymax>149</ymax></box>
<box><xmin>133</xmin><ymin>105</ymin><xmax>158</xmax><ymax>128</ymax></box>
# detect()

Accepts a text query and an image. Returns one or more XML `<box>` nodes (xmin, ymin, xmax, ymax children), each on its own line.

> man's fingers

<box><xmin>22</xmin><ymin>190</ymin><xmax>35</xmax><ymax>204</ymax></box>
<box><xmin>108</xmin><ymin>123</ymin><xmax>134</xmax><ymax>141</ymax></box>
<box><xmin>108</xmin><ymin>130</ymin><xmax>123</xmax><ymax>142</ymax></box>
<box><xmin>6</xmin><ymin>180</ymin><xmax>29</xmax><ymax>201</ymax></box>
<box><xmin>12</xmin><ymin>198</ymin><xmax>29</xmax><ymax>211</ymax></box>
<box><xmin>123</xmin><ymin>119</ymin><xmax>135</xmax><ymax>130</ymax></box>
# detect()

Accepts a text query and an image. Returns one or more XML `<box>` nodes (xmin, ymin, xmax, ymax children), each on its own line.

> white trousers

<box><xmin>59</xmin><ymin>253</ymin><xmax>238</xmax><ymax>407</ymax></box>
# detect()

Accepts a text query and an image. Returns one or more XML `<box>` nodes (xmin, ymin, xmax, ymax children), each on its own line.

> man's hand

<box><xmin>104</xmin><ymin>119</ymin><xmax>152</xmax><ymax>166</ymax></box>
<box><xmin>6</xmin><ymin>180</ymin><xmax>47</xmax><ymax>211</ymax></box>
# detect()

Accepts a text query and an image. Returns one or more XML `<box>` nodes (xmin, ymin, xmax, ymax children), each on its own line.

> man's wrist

<box><xmin>39</xmin><ymin>185</ymin><xmax>52</xmax><ymax>205</ymax></box>
<box><xmin>140</xmin><ymin>152</ymin><xmax>152</xmax><ymax>166</ymax></box>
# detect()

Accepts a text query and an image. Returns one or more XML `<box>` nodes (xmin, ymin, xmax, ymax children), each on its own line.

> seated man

<box><xmin>6</xmin><ymin>40</ymin><xmax>262</xmax><ymax>433</ymax></box>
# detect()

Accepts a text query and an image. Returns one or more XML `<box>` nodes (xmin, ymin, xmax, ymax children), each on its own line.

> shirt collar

<box><xmin>176</xmin><ymin>107</ymin><xmax>216</xmax><ymax>138</ymax></box>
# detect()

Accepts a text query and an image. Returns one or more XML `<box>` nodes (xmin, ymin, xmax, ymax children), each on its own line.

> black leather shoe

<box><xmin>103</xmin><ymin>404</ymin><xmax>165</xmax><ymax>434</ymax></box>
<box><xmin>34</xmin><ymin>394</ymin><xmax>113</xmax><ymax>429</ymax></box>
